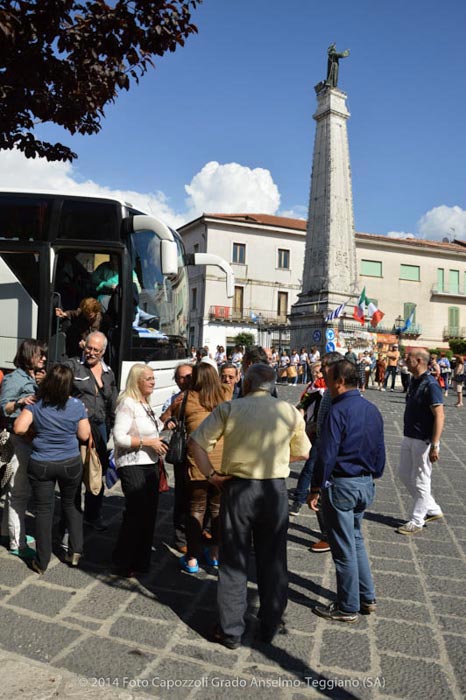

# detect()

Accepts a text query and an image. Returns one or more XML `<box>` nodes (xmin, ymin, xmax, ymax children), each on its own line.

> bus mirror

<box><xmin>160</xmin><ymin>240</ymin><xmax>178</xmax><ymax>275</ymax></box>
<box><xmin>193</xmin><ymin>253</ymin><xmax>235</xmax><ymax>298</ymax></box>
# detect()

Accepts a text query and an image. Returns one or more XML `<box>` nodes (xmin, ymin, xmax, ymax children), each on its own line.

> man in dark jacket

<box><xmin>66</xmin><ymin>331</ymin><xmax>117</xmax><ymax>530</ymax></box>
<box><xmin>308</xmin><ymin>359</ymin><xmax>385</xmax><ymax>623</ymax></box>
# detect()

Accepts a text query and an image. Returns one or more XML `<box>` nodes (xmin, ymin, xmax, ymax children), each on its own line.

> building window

<box><xmin>449</xmin><ymin>269</ymin><xmax>459</xmax><ymax>294</ymax></box>
<box><xmin>360</xmin><ymin>260</ymin><xmax>382</xmax><ymax>277</ymax></box>
<box><xmin>191</xmin><ymin>287</ymin><xmax>197</xmax><ymax>311</ymax></box>
<box><xmin>448</xmin><ymin>306</ymin><xmax>459</xmax><ymax>335</ymax></box>
<box><xmin>400</xmin><ymin>264</ymin><xmax>420</xmax><ymax>281</ymax></box>
<box><xmin>277</xmin><ymin>248</ymin><xmax>290</xmax><ymax>269</ymax></box>
<box><xmin>277</xmin><ymin>291</ymin><xmax>288</xmax><ymax>319</ymax></box>
<box><xmin>437</xmin><ymin>268</ymin><xmax>444</xmax><ymax>292</ymax></box>
<box><xmin>233</xmin><ymin>286</ymin><xmax>244</xmax><ymax>316</ymax></box>
<box><xmin>403</xmin><ymin>302</ymin><xmax>416</xmax><ymax>325</ymax></box>
<box><xmin>232</xmin><ymin>243</ymin><xmax>246</xmax><ymax>264</ymax></box>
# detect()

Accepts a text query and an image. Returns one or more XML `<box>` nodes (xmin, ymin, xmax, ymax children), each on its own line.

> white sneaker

<box><xmin>380</xmin><ymin>388</ymin><xmax>386</xmax><ymax>392</ymax></box>
<box><xmin>396</xmin><ymin>521</ymin><xmax>423</xmax><ymax>535</ymax></box>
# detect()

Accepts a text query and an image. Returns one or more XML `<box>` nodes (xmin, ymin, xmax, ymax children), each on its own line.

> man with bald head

<box><xmin>396</xmin><ymin>349</ymin><xmax>445</xmax><ymax>535</ymax></box>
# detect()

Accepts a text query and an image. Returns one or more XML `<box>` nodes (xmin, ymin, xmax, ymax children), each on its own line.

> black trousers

<box><xmin>28</xmin><ymin>455</ymin><xmax>83</xmax><ymax>571</ymax></box>
<box><xmin>112</xmin><ymin>463</ymin><xmax>159</xmax><ymax>573</ymax></box>
<box><xmin>173</xmin><ymin>461</ymin><xmax>189</xmax><ymax>548</ymax></box>
<box><xmin>84</xmin><ymin>420</ymin><xmax>108</xmax><ymax>522</ymax></box>
<box><xmin>218</xmin><ymin>478</ymin><xmax>289</xmax><ymax>638</ymax></box>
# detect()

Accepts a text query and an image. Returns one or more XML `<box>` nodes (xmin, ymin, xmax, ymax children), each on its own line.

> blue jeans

<box><xmin>294</xmin><ymin>440</ymin><xmax>328</xmax><ymax>538</ymax></box>
<box><xmin>322</xmin><ymin>476</ymin><xmax>375</xmax><ymax>612</ymax></box>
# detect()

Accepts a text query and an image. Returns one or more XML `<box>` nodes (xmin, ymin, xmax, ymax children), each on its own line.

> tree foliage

<box><xmin>448</xmin><ymin>339</ymin><xmax>466</xmax><ymax>356</ymax></box>
<box><xmin>0</xmin><ymin>0</ymin><xmax>200</xmax><ymax>161</ymax></box>
<box><xmin>234</xmin><ymin>332</ymin><xmax>255</xmax><ymax>347</ymax></box>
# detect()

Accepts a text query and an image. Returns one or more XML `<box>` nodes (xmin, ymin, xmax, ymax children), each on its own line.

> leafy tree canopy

<box><xmin>234</xmin><ymin>332</ymin><xmax>255</xmax><ymax>347</ymax></box>
<box><xmin>0</xmin><ymin>0</ymin><xmax>200</xmax><ymax>161</ymax></box>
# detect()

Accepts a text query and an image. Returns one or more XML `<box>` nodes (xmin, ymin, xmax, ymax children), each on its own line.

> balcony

<box><xmin>333</xmin><ymin>317</ymin><xmax>422</xmax><ymax>338</ymax></box>
<box><xmin>208</xmin><ymin>306</ymin><xmax>288</xmax><ymax>326</ymax></box>
<box><xmin>443</xmin><ymin>326</ymin><xmax>466</xmax><ymax>340</ymax></box>
<box><xmin>431</xmin><ymin>285</ymin><xmax>466</xmax><ymax>298</ymax></box>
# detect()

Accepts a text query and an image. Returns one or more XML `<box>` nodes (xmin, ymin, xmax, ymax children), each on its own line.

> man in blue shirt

<box><xmin>308</xmin><ymin>359</ymin><xmax>385</xmax><ymax>623</ymax></box>
<box><xmin>397</xmin><ymin>349</ymin><xmax>444</xmax><ymax>535</ymax></box>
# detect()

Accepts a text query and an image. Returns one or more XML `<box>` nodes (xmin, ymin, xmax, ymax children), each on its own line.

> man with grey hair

<box><xmin>66</xmin><ymin>331</ymin><xmax>117</xmax><ymax>530</ymax></box>
<box><xmin>397</xmin><ymin>348</ymin><xmax>444</xmax><ymax>535</ymax></box>
<box><xmin>189</xmin><ymin>363</ymin><xmax>310</xmax><ymax>649</ymax></box>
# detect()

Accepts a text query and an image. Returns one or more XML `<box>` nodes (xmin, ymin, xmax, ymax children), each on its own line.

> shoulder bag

<box><xmin>81</xmin><ymin>431</ymin><xmax>103</xmax><ymax>495</ymax></box>
<box><xmin>165</xmin><ymin>391</ymin><xmax>188</xmax><ymax>466</ymax></box>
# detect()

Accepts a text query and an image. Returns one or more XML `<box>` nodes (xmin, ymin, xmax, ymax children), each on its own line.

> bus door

<box><xmin>50</xmin><ymin>243</ymin><xmax>132</xmax><ymax>379</ymax></box>
<box><xmin>0</xmin><ymin>241</ymin><xmax>52</xmax><ymax>370</ymax></box>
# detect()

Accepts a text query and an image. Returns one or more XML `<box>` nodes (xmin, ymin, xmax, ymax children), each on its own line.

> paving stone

<box><xmin>368</xmin><ymin>540</ymin><xmax>413</xmax><ymax>559</ymax></box>
<box><xmin>109</xmin><ymin>615</ymin><xmax>173</xmax><ymax>649</ymax></box>
<box><xmin>425</xmin><ymin>577</ymin><xmax>465</xmax><ymax>597</ymax></box>
<box><xmin>63</xmin><ymin>616</ymin><xmax>102</xmax><ymax>631</ymax></box>
<box><xmin>379</xmin><ymin>655</ymin><xmax>455</xmax><ymax>699</ymax></box>
<box><xmin>7</xmin><ymin>583</ymin><xmax>76</xmax><ymax>617</ymax></box>
<box><xmin>57</xmin><ymin>636</ymin><xmax>155</xmax><ymax>682</ymax></box>
<box><xmin>377</xmin><ymin>599</ymin><xmax>431</xmax><ymax>624</ymax></box>
<box><xmin>0</xmin><ymin>607</ymin><xmax>80</xmax><ymax>662</ymax></box>
<box><xmin>443</xmin><ymin>635</ymin><xmax>466</xmax><ymax>696</ymax></box>
<box><xmin>375</xmin><ymin>572</ymin><xmax>427</xmax><ymax>602</ymax></box>
<box><xmin>70</xmin><ymin>578</ymin><xmax>136</xmax><ymax>619</ymax></box>
<box><xmin>375</xmin><ymin>619</ymin><xmax>440</xmax><ymax>658</ymax></box>
<box><xmin>246</xmin><ymin>633</ymin><xmax>313</xmax><ymax>673</ymax></box>
<box><xmin>125</xmin><ymin>589</ymin><xmax>190</xmax><ymax>621</ymax></box>
<box><xmin>0</xmin><ymin>555</ymin><xmax>32</xmax><ymax>587</ymax></box>
<box><xmin>413</xmin><ymin>538</ymin><xmax>460</xmax><ymax>558</ymax></box>
<box><xmin>438</xmin><ymin>616</ymin><xmax>466</xmax><ymax>635</ymax></box>
<box><xmin>430</xmin><ymin>595</ymin><xmax>466</xmax><ymax>618</ymax></box>
<box><xmin>319</xmin><ymin>628</ymin><xmax>371</xmax><ymax>672</ymax></box>
<box><xmin>371</xmin><ymin>556</ymin><xmax>417</xmax><ymax>575</ymax></box>
<box><xmin>419</xmin><ymin>556</ymin><xmax>466</xmax><ymax>579</ymax></box>
<box><xmin>38</xmin><ymin>562</ymin><xmax>97</xmax><ymax>589</ymax></box>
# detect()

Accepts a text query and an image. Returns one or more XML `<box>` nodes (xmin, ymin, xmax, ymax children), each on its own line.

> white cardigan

<box><xmin>113</xmin><ymin>397</ymin><xmax>163</xmax><ymax>468</ymax></box>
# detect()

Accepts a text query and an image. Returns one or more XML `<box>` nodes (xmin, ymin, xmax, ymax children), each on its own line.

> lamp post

<box><xmin>394</xmin><ymin>315</ymin><xmax>404</xmax><ymax>345</ymax></box>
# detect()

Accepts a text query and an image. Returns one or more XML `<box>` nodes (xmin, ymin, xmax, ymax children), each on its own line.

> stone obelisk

<box><xmin>289</xmin><ymin>46</ymin><xmax>358</xmax><ymax>350</ymax></box>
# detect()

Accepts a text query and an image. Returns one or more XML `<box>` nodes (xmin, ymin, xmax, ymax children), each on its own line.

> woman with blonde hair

<box><xmin>171</xmin><ymin>362</ymin><xmax>231</xmax><ymax>573</ymax></box>
<box><xmin>112</xmin><ymin>363</ymin><xmax>167</xmax><ymax>577</ymax></box>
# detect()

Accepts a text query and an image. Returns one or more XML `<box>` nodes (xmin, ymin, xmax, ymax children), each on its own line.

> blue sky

<box><xmin>2</xmin><ymin>0</ymin><xmax>466</xmax><ymax>238</ymax></box>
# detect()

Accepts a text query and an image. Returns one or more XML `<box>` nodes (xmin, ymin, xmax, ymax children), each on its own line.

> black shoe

<box><xmin>211</xmin><ymin>624</ymin><xmax>241</xmax><ymax>650</ymax></box>
<box><xmin>30</xmin><ymin>559</ymin><xmax>46</xmax><ymax>575</ymax></box>
<box><xmin>289</xmin><ymin>502</ymin><xmax>302</xmax><ymax>517</ymax></box>
<box><xmin>84</xmin><ymin>517</ymin><xmax>108</xmax><ymax>532</ymax></box>
<box><xmin>259</xmin><ymin>619</ymin><xmax>288</xmax><ymax>643</ymax></box>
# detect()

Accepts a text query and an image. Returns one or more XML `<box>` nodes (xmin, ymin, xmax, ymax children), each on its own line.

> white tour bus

<box><xmin>0</xmin><ymin>189</ymin><xmax>233</xmax><ymax>408</ymax></box>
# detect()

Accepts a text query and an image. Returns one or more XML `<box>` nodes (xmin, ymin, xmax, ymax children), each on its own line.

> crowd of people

<box><xmin>0</xmin><ymin>335</ymin><xmax>453</xmax><ymax>649</ymax></box>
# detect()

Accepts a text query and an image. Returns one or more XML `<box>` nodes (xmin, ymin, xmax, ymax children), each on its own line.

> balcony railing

<box><xmin>208</xmin><ymin>306</ymin><xmax>288</xmax><ymax>325</ymax></box>
<box><xmin>432</xmin><ymin>285</ymin><xmax>466</xmax><ymax>297</ymax></box>
<box><xmin>334</xmin><ymin>318</ymin><xmax>422</xmax><ymax>337</ymax></box>
<box><xmin>443</xmin><ymin>326</ymin><xmax>466</xmax><ymax>340</ymax></box>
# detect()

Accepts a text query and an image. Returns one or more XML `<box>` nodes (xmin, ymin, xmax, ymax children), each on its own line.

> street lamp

<box><xmin>394</xmin><ymin>315</ymin><xmax>404</xmax><ymax>343</ymax></box>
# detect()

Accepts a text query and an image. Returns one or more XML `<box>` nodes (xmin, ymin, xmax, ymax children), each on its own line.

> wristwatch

<box><xmin>206</xmin><ymin>469</ymin><xmax>217</xmax><ymax>480</ymax></box>
<box><xmin>430</xmin><ymin>443</ymin><xmax>440</xmax><ymax>449</ymax></box>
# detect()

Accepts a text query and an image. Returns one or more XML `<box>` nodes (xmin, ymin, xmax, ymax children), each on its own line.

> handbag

<box><xmin>287</xmin><ymin>366</ymin><xmax>298</xmax><ymax>378</ymax></box>
<box><xmin>165</xmin><ymin>391</ymin><xmax>188</xmax><ymax>466</ymax></box>
<box><xmin>0</xmin><ymin>429</ymin><xmax>15</xmax><ymax>495</ymax></box>
<box><xmin>158</xmin><ymin>457</ymin><xmax>169</xmax><ymax>493</ymax></box>
<box><xmin>81</xmin><ymin>431</ymin><xmax>103</xmax><ymax>495</ymax></box>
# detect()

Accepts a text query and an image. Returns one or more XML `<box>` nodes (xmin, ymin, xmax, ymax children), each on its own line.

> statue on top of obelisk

<box><xmin>326</xmin><ymin>43</ymin><xmax>350</xmax><ymax>88</ymax></box>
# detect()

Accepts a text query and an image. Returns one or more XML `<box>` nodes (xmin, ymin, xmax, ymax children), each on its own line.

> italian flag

<box><xmin>368</xmin><ymin>302</ymin><xmax>385</xmax><ymax>328</ymax></box>
<box><xmin>353</xmin><ymin>287</ymin><xmax>368</xmax><ymax>325</ymax></box>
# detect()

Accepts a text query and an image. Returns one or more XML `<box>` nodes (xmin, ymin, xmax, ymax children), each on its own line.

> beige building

<box><xmin>179</xmin><ymin>213</ymin><xmax>466</xmax><ymax>351</ymax></box>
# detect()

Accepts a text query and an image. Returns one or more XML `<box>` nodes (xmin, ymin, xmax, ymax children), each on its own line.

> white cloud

<box><xmin>184</xmin><ymin>161</ymin><xmax>280</xmax><ymax>217</ymax></box>
<box><xmin>279</xmin><ymin>205</ymin><xmax>307</xmax><ymax>220</ymax></box>
<box><xmin>386</xmin><ymin>231</ymin><xmax>416</xmax><ymax>239</ymax></box>
<box><xmin>417</xmin><ymin>205</ymin><xmax>466</xmax><ymax>241</ymax></box>
<box><xmin>0</xmin><ymin>151</ymin><xmax>282</xmax><ymax>228</ymax></box>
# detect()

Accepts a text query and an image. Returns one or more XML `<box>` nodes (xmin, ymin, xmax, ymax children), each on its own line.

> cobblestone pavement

<box><xmin>0</xmin><ymin>384</ymin><xmax>464</xmax><ymax>699</ymax></box>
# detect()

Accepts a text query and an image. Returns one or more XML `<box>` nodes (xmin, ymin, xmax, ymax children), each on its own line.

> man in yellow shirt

<box><xmin>189</xmin><ymin>363</ymin><xmax>310</xmax><ymax>649</ymax></box>
<box><xmin>382</xmin><ymin>344</ymin><xmax>400</xmax><ymax>392</ymax></box>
